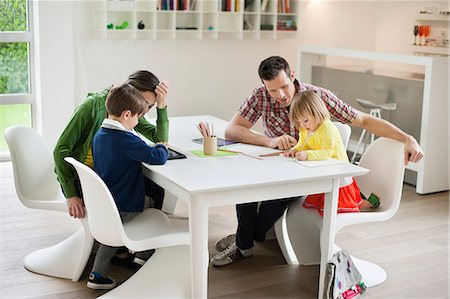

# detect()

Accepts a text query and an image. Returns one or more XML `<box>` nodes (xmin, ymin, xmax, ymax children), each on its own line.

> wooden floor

<box><xmin>0</xmin><ymin>161</ymin><xmax>448</xmax><ymax>298</ymax></box>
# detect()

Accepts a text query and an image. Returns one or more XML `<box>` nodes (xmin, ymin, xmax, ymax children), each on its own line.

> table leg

<box><xmin>318</xmin><ymin>178</ymin><xmax>340</xmax><ymax>299</ymax></box>
<box><xmin>189</xmin><ymin>195</ymin><xmax>209</xmax><ymax>298</ymax></box>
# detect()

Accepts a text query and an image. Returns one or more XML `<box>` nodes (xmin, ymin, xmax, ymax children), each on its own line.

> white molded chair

<box><xmin>277</xmin><ymin>137</ymin><xmax>405</xmax><ymax>288</ymax></box>
<box><xmin>274</xmin><ymin>122</ymin><xmax>351</xmax><ymax>253</ymax></box>
<box><xmin>65</xmin><ymin>157</ymin><xmax>191</xmax><ymax>298</ymax></box>
<box><xmin>4</xmin><ymin>126</ymin><xmax>94</xmax><ymax>281</ymax></box>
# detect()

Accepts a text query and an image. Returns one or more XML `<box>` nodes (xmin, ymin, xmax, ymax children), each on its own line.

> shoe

<box><xmin>367</xmin><ymin>193</ymin><xmax>380</xmax><ymax>208</ymax></box>
<box><xmin>215</xmin><ymin>234</ymin><xmax>236</xmax><ymax>252</ymax></box>
<box><xmin>111</xmin><ymin>253</ymin><xmax>141</xmax><ymax>270</ymax></box>
<box><xmin>210</xmin><ymin>242</ymin><xmax>252</xmax><ymax>267</ymax></box>
<box><xmin>87</xmin><ymin>272</ymin><xmax>116</xmax><ymax>290</ymax></box>
<box><xmin>133</xmin><ymin>249</ymin><xmax>155</xmax><ymax>266</ymax></box>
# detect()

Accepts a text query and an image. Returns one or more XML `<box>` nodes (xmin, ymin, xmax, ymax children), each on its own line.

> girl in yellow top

<box><xmin>285</xmin><ymin>91</ymin><xmax>378</xmax><ymax>215</ymax></box>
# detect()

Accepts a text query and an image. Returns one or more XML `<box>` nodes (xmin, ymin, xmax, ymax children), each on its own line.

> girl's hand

<box><xmin>283</xmin><ymin>149</ymin><xmax>297</xmax><ymax>158</ymax></box>
<box><xmin>295</xmin><ymin>151</ymin><xmax>308</xmax><ymax>161</ymax></box>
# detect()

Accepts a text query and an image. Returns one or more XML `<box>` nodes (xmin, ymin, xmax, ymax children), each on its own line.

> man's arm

<box><xmin>225</xmin><ymin>114</ymin><xmax>296</xmax><ymax>150</ymax></box>
<box><xmin>351</xmin><ymin>111</ymin><xmax>424</xmax><ymax>165</ymax></box>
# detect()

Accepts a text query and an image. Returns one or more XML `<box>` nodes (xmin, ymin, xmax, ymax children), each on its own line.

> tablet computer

<box><xmin>192</xmin><ymin>137</ymin><xmax>239</xmax><ymax>147</ymax></box>
<box><xmin>167</xmin><ymin>148</ymin><xmax>187</xmax><ymax>160</ymax></box>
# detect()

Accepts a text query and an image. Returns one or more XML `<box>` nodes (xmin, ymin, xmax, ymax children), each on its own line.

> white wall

<box><xmin>36</xmin><ymin>0</ymin><xmax>448</xmax><ymax>147</ymax></box>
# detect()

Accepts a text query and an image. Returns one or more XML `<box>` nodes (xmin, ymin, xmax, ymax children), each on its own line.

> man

<box><xmin>210</xmin><ymin>56</ymin><xmax>423</xmax><ymax>267</ymax></box>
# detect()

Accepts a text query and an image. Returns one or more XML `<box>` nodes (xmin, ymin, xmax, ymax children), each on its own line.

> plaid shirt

<box><xmin>238</xmin><ymin>79</ymin><xmax>358</xmax><ymax>139</ymax></box>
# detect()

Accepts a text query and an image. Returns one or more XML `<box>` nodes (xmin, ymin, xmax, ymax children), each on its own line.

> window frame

<box><xmin>0</xmin><ymin>1</ymin><xmax>36</xmax><ymax>160</ymax></box>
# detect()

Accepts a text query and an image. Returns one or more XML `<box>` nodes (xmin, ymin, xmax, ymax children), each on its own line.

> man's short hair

<box><xmin>258</xmin><ymin>56</ymin><xmax>291</xmax><ymax>81</ymax></box>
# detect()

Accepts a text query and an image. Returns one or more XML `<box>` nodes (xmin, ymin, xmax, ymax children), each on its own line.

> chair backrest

<box><xmin>356</xmin><ymin>137</ymin><xmax>405</xmax><ymax>217</ymax></box>
<box><xmin>64</xmin><ymin>157</ymin><xmax>125</xmax><ymax>247</ymax></box>
<box><xmin>333</xmin><ymin>122</ymin><xmax>351</xmax><ymax>149</ymax></box>
<box><xmin>4</xmin><ymin>126</ymin><xmax>65</xmax><ymax>209</ymax></box>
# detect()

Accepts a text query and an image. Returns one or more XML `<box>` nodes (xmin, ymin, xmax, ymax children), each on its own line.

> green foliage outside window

<box><xmin>0</xmin><ymin>0</ymin><xmax>29</xmax><ymax>94</ymax></box>
<box><xmin>0</xmin><ymin>0</ymin><xmax>27</xmax><ymax>31</ymax></box>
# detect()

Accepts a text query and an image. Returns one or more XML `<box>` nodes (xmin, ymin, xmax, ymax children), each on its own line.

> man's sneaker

<box><xmin>210</xmin><ymin>242</ymin><xmax>252</xmax><ymax>267</ymax></box>
<box><xmin>111</xmin><ymin>253</ymin><xmax>141</xmax><ymax>270</ymax></box>
<box><xmin>87</xmin><ymin>272</ymin><xmax>117</xmax><ymax>290</ymax></box>
<box><xmin>214</xmin><ymin>234</ymin><xmax>236</xmax><ymax>252</ymax></box>
<box><xmin>133</xmin><ymin>249</ymin><xmax>155</xmax><ymax>266</ymax></box>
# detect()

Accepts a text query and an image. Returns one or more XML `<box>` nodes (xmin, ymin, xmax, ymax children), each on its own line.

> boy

<box><xmin>87</xmin><ymin>83</ymin><xmax>169</xmax><ymax>290</ymax></box>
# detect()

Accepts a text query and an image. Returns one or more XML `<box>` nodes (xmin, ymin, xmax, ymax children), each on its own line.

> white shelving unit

<box><xmin>413</xmin><ymin>13</ymin><xmax>449</xmax><ymax>56</ymax></box>
<box><xmin>92</xmin><ymin>0</ymin><xmax>298</xmax><ymax>39</ymax></box>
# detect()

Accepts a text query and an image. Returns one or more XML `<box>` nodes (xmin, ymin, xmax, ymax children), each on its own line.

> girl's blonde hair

<box><xmin>289</xmin><ymin>91</ymin><xmax>330</xmax><ymax>129</ymax></box>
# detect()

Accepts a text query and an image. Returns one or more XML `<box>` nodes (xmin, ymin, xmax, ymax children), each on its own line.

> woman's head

<box><xmin>126</xmin><ymin>70</ymin><xmax>160</xmax><ymax>92</ymax></box>
<box><xmin>289</xmin><ymin>91</ymin><xmax>330</xmax><ymax>132</ymax></box>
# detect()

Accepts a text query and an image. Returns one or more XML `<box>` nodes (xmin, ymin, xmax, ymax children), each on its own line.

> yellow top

<box><xmin>84</xmin><ymin>146</ymin><xmax>94</xmax><ymax>168</ymax></box>
<box><xmin>293</xmin><ymin>119</ymin><xmax>348</xmax><ymax>162</ymax></box>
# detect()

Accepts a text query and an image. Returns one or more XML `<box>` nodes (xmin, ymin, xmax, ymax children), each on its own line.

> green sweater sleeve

<box><xmin>136</xmin><ymin>107</ymin><xmax>169</xmax><ymax>142</ymax></box>
<box><xmin>53</xmin><ymin>101</ymin><xmax>96</xmax><ymax>198</ymax></box>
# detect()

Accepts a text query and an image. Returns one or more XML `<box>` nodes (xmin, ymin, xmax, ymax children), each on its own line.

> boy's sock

<box><xmin>365</xmin><ymin>193</ymin><xmax>380</xmax><ymax>208</ymax></box>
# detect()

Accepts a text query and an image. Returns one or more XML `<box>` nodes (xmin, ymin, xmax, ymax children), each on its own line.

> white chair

<box><xmin>277</xmin><ymin>137</ymin><xmax>405</xmax><ymax>288</ymax></box>
<box><xmin>65</xmin><ymin>157</ymin><xmax>191</xmax><ymax>298</ymax></box>
<box><xmin>4</xmin><ymin>126</ymin><xmax>94</xmax><ymax>281</ymax></box>
<box><xmin>274</xmin><ymin>122</ymin><xmax>351</xmax><ymax>253</ymax></box>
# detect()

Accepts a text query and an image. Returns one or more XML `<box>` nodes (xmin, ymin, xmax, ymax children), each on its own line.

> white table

<box><xmin>143</xmin><ymin>115</ymin><xmax>369</xmax><ymax>298</ymax></box>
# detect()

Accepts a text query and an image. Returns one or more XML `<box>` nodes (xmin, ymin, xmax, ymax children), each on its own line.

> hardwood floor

<box><xmin>0</xmin><ymin>161</ymin><xmax>448</xmax><ymax>298</ymax></box>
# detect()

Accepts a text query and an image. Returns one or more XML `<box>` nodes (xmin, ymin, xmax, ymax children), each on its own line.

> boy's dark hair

<box><xmin>258</xmin><ymin>56</ymin><xmax>291</xmax><ymax>81</ymax></box>
<box><xmin>126</xmin><ymin>70</ymin><xmax>160</xmax><ymax>92</ymax></box>
<box><xmin>106</xmin><ymin>84</ymin><xmax>148</xmax><ymax>117</ymax></box>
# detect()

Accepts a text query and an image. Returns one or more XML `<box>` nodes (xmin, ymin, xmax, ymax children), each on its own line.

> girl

<box><xmin>284</xmin><ymin>91</ymin><xmax>379</xmax><ymax>215</ymax></box>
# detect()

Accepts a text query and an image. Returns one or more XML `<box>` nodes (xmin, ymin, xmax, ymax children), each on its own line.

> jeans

<box><xmin>235</xmin><ymin>197</ymin><xmax>298</xmax><ymax>250</ymax></box>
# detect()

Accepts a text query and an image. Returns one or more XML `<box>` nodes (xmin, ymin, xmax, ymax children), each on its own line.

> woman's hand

<box><xmin>155</xmin><ymin>81</ymin><xmax>169</xmax><ymax>109</ymax></box>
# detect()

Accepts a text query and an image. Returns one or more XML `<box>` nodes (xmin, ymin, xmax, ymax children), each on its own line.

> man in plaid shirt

<box><xmin>210</xmin><ymin>56</ymin><xmax>423</xmax><ymax>267</ymax></box>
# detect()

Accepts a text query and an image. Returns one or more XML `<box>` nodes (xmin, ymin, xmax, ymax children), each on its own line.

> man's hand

<box><xmin>67</xmin><ymin>196</ymin><xmax>85</xmax><ymax>218</ymax></box>
<box><xmin>404</xmin><ymin>136</ymin><xmax>424</xmax><ymax>165</ymax></box>
<box><xmin>268</xmin><ymin>135</ymin><xmax>297</xmax><ymax>150</ymax></box>
<box><xmin>155</xmin><ymin>81</ymin><xmax>169</xmax><ymax>109</ymax></box>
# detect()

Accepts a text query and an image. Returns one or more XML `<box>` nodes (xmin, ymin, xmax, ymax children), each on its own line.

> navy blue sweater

<box><xmin>93</xmin><ymin>128</ymin><xmax>168</xmax><ymax>212</ymax></box>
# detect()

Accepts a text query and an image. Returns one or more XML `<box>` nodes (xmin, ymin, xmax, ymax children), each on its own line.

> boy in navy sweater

<box><xmin>88</xmin><ymin>83</ymin><xmax>169</xmax><ymax>290</ymax></box>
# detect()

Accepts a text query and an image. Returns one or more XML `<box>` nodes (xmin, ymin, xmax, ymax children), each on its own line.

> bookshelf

<box><xmin>92</xmin><ymin>0</ymin><xmax>298</xmax><ymax>39</ymax></box>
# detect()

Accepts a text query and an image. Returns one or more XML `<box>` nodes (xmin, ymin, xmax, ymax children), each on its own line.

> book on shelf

<box><xmin>261</xmin><ymin>0</ymin><xmax>269</xmax><ymax>12</ymax></box>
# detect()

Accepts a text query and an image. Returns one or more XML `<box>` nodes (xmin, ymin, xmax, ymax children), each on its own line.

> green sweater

<box><xmin>53</xmin><ymin>89</ymin><xmax>169</xmax><ymax>198</ymax></box>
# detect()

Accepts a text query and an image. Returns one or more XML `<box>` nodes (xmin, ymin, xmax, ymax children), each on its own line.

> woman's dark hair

<box><xmin>126</xmin><ymin>70</ymin><xmax>160</xmax><ymax>92</ymax></box>
<box><xmin>106</xmin><ymin>83</ymin><xmax>148</xmax><ymax>117</ymax></box>
<box><xmin>258</xmin><ymin>56</ymin><xmax>291</xmax><ymax>81</ymax></box>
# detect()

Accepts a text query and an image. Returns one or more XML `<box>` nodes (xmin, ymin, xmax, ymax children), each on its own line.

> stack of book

<box><xmin>277</xmin><ymin>19</ymin><xmax>296</xmax><ymax>30</ymax></box>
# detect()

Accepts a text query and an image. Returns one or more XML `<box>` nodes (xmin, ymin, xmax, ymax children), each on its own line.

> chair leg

<box><xmin>24</xmin><ymin>218</ymin><xmax>94</xmax><ymax>281</ymax></box>
<box><xmin>99</xmin><ymin>246</ymin><xmax>191</xmax><ymax>298</ymax></box>
<box><xmin>351</xmin><ymin>129</ymin><xmax>367</xmax><ymax>164</ymax></box>
<box><xmin>274</xmin><ymin>210</ymin><xmax>298</xmax><ymax>265</ymax></box>
<box><xmin>284</xmin><ymin>202</ymin><xmax>322</xmax><ymax>265</ymax></box>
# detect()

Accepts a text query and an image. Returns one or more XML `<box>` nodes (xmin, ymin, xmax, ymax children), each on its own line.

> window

<box><xmin>0</xmin><ymin>0</ymin><xmax>35</xmax><ymax>159</ymax></box>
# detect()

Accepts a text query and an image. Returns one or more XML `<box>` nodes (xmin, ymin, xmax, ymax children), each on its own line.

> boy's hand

<box><xmin>156</xmin><ymin>141</ymin><xmax>168</xmax><ymax>148</ymax></box>
<box><xmin>155</xmin><ymin>81</ymin><xmax>169</xmax><ymax>109</ymax></box>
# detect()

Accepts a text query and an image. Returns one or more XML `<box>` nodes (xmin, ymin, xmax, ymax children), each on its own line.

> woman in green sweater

<box><xmin>53</xmin><ymin>70</ymin><xmax>169</xmax><ymax>220</ymax></box>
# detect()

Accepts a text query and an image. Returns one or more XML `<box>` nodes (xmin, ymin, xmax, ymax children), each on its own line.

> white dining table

<box><xmin>142</xmin><ymin>115</ymin><xmax>369</xmax><ymax>298</ymax></box>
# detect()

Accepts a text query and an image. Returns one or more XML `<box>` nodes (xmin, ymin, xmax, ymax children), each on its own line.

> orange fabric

<box><xmin>302</xmin><ymin>178</ymin><xmax>362</xmax><ymax>216</ymax></box>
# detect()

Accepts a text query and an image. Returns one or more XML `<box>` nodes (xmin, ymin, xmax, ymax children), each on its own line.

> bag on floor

<box><xmin>324</xmin><ymin>250</ymin><xmax>367</xmax><ymax>299</ymax></box>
